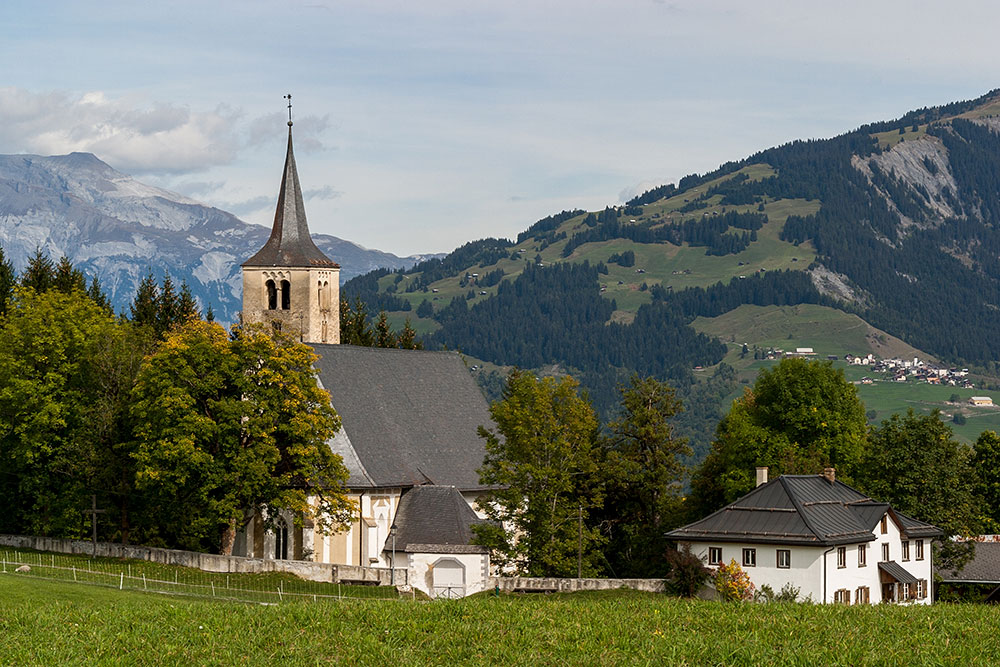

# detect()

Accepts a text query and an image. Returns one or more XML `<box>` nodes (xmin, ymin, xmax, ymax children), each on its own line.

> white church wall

<box><xmin>405</xmin><ymin>551</ymin><xmax>490</xmax><ymax>598</ymax></box>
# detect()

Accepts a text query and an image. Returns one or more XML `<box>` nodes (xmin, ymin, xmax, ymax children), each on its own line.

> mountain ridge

<box><xmin>0</xmin><ymin>152</ymin><xmax>439</xmax><ymax>321</ymax></box>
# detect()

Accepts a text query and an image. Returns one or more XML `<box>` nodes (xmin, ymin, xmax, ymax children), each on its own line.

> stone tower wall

<box><xmin>242</xmin><ymin>266</ymin><xmax>340</xmax><ymax>344</ymax></box>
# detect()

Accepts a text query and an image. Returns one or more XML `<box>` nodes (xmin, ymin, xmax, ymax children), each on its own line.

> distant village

<box><xmin>756</xmin><ymin>346</ymin><xmax>980</xmax><ymax>392</ymax></box>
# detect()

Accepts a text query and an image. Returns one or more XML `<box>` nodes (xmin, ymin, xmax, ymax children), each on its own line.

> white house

<box><xmin>667</xmin><ymin>468</ymin><xmax>941</xmax><ymax>604</ymax></box>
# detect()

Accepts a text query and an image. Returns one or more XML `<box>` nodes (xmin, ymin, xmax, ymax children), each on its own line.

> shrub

<box><xmin>754</xmin><ymin>582</ymin><xmax>800</xmax><ymax>603</ymax></box>
<box><xmin>664</xmin><ymin>544</ymin><xmax>711</xmax><ymax>597</ymax></box>
<box><xmin>714</xmin><ymin>559</ymin><xmax>755</xmax><ymax>602</ymax></box>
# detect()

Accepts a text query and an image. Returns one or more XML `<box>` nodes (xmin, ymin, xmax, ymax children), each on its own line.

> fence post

<box><xmin>143</xmin><ymin>573</ymin><xmax>147</xmax><ymax>590</ymax></box>
<box><xmin>119</xmin><ymin>572</ymin><xmax>124</xmax><ymax>590</ymax></box>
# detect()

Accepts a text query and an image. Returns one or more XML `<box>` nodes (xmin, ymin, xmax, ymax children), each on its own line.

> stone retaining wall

<box><xmin>490</xmin><ymin>576</ymin><xmax>666</xmax><ymax>594</ymax></box>
<box><xmin>0</xmin><ymin>534</ymin><xmax>404</xmax><ymax>586</ymax></box>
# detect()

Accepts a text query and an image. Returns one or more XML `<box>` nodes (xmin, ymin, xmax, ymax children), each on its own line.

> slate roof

<box><xmin>937</xmin><ymin>542</ymin><xmax>1000</xmax><ymax>583</ymax></box>
<box><xmin>311</xmin><ymin>344</ymin><xmax>494</xmax><ymax>491</ymax></box>
<box><xmin>383</xmin><ymin>485</ymin><xmax>487</xmax><ymax>554</ymax></box>
<box><xmin>242</xmin><ymin>126</ymin><xmax>339</xmax><ymax>269</ymax></box>
<box><xmin>666</xmin><ymin>474</ymin><xmax>942</xmax><ymax>547</ymax></box>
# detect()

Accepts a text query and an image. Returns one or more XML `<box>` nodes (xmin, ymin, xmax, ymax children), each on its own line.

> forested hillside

<box><xmin>344</xmin><ymin>90</ymin><xmax>1000</xmax><ymax>457</ymax></box>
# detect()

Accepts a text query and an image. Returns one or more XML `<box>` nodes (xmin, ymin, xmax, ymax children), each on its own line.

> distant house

<box><xmin>970</xmin><ymin>396</ymin><xmax>994</xmax><ymax>407</ymax></box>
<box><xmin>666</xmin><ymin>468</ymin><xmax>941</xmax><ymax>604</ymax></box>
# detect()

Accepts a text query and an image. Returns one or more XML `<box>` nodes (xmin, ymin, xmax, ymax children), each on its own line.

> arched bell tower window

<box><xmin>265</xmin><ymin>279</ymin><xmax>277</xmax><ymax>310</ymax></box>
<box><xmin>280</xmin><ymin>279</ymin><xmax>291</xmax><ymax>310</ymax></box>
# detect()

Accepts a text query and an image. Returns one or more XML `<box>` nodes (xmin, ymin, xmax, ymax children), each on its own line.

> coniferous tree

<box><xmin>20</xmin><ymin>248</ymin><xmax>56</xmax><ymax>292</ymax></box>
<box><xmin>53</xmin><ymin>256</ymin><xmax>86</xmax><ymax>293</ymax></box>
<box><xmin>86</xmin><ymin>276</ymin><xmax>112</xmax><ymax>313</ymax></box>
<box><xmin>177</xmin><ymin>281</ymin><xmax>200</xmax><ymax>323</ymax></box>
<box><xmin>397</xmin><ymin>318</ymin><xmax>422</xmax><ymax>350</ymax></box>
<box><xmin>157</xmin><ymin>275</ymin><xmax>179</xmax><ymax>335</ymax></box>
<box><xmin>130</xmin><ymin>272</ymin><xmax>159</xmax><ymax>330</ymax></box>
<box><xmin>0</xmin><ymin>245</ymin><xmax>15</xmax><ymax>316</ymax></box>
<box><xmin>374</xmin><ymin>311</ymin><xmax>396</xmax><ymax>348</ymax></box>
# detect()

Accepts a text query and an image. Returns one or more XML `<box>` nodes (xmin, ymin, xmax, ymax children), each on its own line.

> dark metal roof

<box><xmin>312</xmin><ymin>344</ymin><xmax>493</xmax><ymax>491</ymax></box>
<box><xmin>242</xmin><ymin>127</ymin><xmax>339</xmax><ymax>268</ymax></box>
<box><xmin>937</xmin><ymin>542</ymin><xmax>1000</xmax><ymax>583</ymax></box>
<box><xmin>384</xmin><ymin>485</ymin><xmax>487</xmax><ymax>554</ymax></box>
<box><xmin>879</xmin><ymin>560</ymin><xmax>918</xmax><ymax>584</ymax></box>
<box><xmin>666</xmin><ymin>474</ymin><xmax>942</xmax><ymax>547</ymax></box>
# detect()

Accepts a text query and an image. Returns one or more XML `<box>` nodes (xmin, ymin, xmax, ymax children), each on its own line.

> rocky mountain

<box><xmin>0</xmin><ymin>152</ymin><xmax>436</xmax><ymax>322</ymax></box>
<box><xmin>343</xmin><ymin>89</ymin><xmax>1000</xmax><ymax>454</ymax></box>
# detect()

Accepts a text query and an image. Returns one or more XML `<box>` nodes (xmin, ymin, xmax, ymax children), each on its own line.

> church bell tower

<box><xmin>241</xmin><ymin>96</ymin><xmax>340</xmax><ymax>344</ymax></box>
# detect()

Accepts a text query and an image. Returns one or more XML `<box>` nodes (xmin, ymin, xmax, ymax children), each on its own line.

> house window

<box><xmin>776</xmin><ymin>549</ymin><xmax>790</xmax><ymax>569</ymax></box>
<box><xmin>903</xmin><ymin>583</ymin><xmax>911</xmax><ymax>600</ymax></box>
<box><xmin>901</xmin><ymin>540</ymin><xmax>910</xmax><ymax>561</ymax></box>
<box><xmin>837</xmin><ymin>546</ymin><xmax>846</xmax><ymax>568</ymax></box>
<box><xmin>880</xmin><ymin>516</ymin><xmax>888</xmax><ymax>534</ymax></box>
<box><xmin>742</xmin><ymin>548</ymin><xmax>756</xmax><ymax>567</ymax></box>
<box><xmin>858</xmin><ymin>543</ymin><xmax>867</xmax><ymax>567</ymax></box>
<box><xmin>882</xmin><ymin>543</ymin><xmax>890</xmax><ymax>562</ymax></box>
<box><xmin>834</xmin><ymin>588</ymin><xmax>850</xmax><ymax>604</ymax></box>
<box><xmin>855</xmin><ymin>586</ymin><xmax>870</xmax><ymax>604</ymax></box>
<box><xmin>916</xmin><ymin>539</ymin><xmax>924</xmax><ymax>561</ymax></box>
<box><xmin>708</xmin><ymin>547</ymin><xmax>722</xmax><ymax>566</ymax></box>
<box><xmin>916</xmin><ymin>580</ymin><xmax>925</xmax><ymax>599</ymax></box>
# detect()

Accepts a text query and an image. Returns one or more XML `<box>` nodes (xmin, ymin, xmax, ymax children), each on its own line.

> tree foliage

<box><xmin>473</xmin><ymin>370</ymin><xmax>604</xmax><ymax>576</ymax></box>
<box><xmin>858</xmin><ymin>410</ymin><xmax>978</xmax><ymax>539</ymax></box>
<box><xmin>0</xmin><ymin>288</ymin><xmax>120</xmax><ymax>536</ymax></box>
<box><xmin>597</xmin><ymin>375</ymin><xmax>690</xmax><ymax>577</ymax></box>
<box><xmin>131</xmin><ymin>321</ymin><xmax>353</xmax><ymax>553</ymax></box>
<box><xmin>690</xmin><ymin>358</ymin><xmax>868</xmax><ymax>515</ymax></box>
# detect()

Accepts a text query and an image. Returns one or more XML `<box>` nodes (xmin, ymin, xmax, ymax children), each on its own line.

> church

<box><xmin>233</xmin><ymin>109</ymin><xmax>493</xmax><ymax>598</ymax></box>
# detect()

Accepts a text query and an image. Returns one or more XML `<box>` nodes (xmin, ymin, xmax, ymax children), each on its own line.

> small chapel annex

<box><xmin>233</xmin><ymin>108</ymin><xmax>493</xmax><ymax>598</ymax></box>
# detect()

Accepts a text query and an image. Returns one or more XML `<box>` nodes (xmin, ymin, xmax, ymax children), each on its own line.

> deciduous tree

<box><xmin>690</xmin><ymin>358</ymin><xmax>869</xmax><ymax>515</ymax></box>
<box><xmin>131</xmin><ymin>321</ymin><xmax>354</xmax><ymax>554</ymax></box>
<box><xmin>474</xmin><ymin>370</ymin><xmax>604</xmax><ymax>576</ymax></box>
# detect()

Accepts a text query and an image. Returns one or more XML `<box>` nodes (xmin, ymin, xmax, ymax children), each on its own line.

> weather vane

<box><xmin>285</xmin><ymin>94</ymin><xmax>293</xmax><ymax>127</ymax></box>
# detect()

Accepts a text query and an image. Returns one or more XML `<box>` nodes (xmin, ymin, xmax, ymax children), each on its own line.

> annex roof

<box><xmin>937</xmin><ymin>542</ymin><xmax>1000</xmax><ymax>583</ymax></box>
<box><xmin>242</xmin><ymin>126</ymin><xmax>339</xmax><ymax>269</ymax></box>
<box><xmin>384</xmin><ymin>485</ymin><xmax>487</xmax><ymax>554</ymax></box>
<box><xmin>312</xmin><ymin>344</ymin><xmax>494</xmax><ymax>491</ymax></box>
<box><xmin>666</xmin><ymin>474</ymin><xmax>942</xmax><ymax>547</ymax></box>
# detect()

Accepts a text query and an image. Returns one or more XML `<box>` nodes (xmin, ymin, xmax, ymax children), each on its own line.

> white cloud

<box><xmin>0</xmin><ymin>88</ymin><xmax>242</xmax><ymax>174</ymax></box>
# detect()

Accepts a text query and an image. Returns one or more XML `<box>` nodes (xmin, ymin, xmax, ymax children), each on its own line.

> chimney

<box><xmin>823</xmin><ymin>467</ymin><xmax>836</xmax><ymax>484</ymax></box>
<box><xmin>755</xmin><ymin>466</ymin><xmax>768</xmax><ymax>487</ymax></box>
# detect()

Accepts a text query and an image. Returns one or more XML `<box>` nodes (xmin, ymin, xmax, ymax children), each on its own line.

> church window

<box><xmin>280</xmin><ymin>279</ymin><xmax>291</xmax><ymax>310</ymax></box>
<box><xmin>274</xmin><ymin>521</ymin><xmax>289</xmax><ymax>560</ymax></box>
<box><xmin>266</xmin><ymin>279</ymin><xmax>277</xmax><ymax>310</ymax></box>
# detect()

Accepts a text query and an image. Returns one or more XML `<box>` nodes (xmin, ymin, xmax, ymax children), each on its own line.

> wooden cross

<box><xmin>82</xmin><ymin>494</ymin><xmax>106</xmax><ymax>558</ymax></box>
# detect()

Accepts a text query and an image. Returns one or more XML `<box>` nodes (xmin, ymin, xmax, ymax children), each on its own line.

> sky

<box><xmin>4</xmin><ymin>1</ymin><xmax>1000</xmax><ymax>257</ymax></box>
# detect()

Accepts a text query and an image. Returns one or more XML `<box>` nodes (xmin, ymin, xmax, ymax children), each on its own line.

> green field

<box><xmin>3</xmin><ymin>575</ymin><xmax>1000</xmax><ymax>664</ymax></box>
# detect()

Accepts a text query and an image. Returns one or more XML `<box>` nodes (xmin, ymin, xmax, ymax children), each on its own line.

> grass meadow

<box><xmin>2</xmin><ymin>575</ymin><xmax>1000</xmax><ymax>665</ymax></box>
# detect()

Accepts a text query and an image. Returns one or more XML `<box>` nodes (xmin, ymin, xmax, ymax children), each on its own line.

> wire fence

<box><xmin>0</xmin><ymin>549</ymin><xmax>407</xmax><ymax>604</ymax></box>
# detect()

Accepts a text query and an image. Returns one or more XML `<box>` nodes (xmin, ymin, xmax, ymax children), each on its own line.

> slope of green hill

<box><xmin>345</xmin><ymin>89</ymin><xmax>1000</xmax><ymax>457</ymax></box>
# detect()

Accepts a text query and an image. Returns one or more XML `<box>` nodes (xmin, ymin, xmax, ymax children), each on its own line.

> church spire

<box><xmin>242</xmin><ymin>96</ymin><xmax>337</xmax><ymax>268</ymax></box>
